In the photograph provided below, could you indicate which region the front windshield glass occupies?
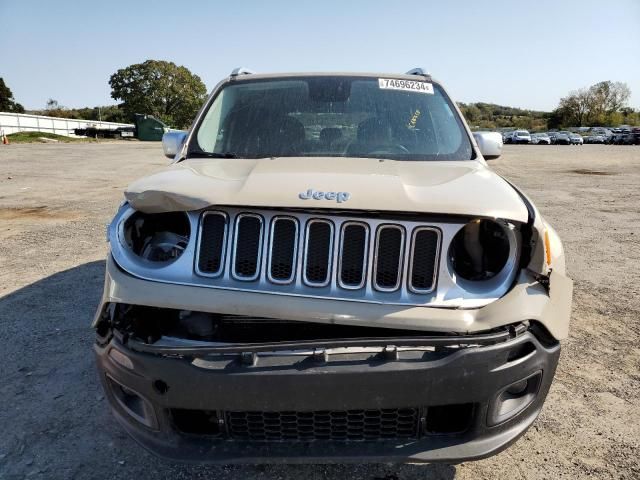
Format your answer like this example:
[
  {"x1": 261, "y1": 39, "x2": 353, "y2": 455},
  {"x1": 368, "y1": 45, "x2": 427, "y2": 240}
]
[{"x1": 192, "y1": 76, "x2": 473, "y2": 161}]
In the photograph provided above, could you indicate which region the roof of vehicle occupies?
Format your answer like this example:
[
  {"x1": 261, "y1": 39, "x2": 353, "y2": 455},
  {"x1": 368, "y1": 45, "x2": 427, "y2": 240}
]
[{"x1": 227, "y1": 70, "x2": 436, "y2": 84}]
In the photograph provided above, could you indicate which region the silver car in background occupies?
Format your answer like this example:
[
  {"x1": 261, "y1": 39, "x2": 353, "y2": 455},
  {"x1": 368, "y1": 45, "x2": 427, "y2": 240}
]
[
  {"x1": 531, "y1": 133, "x2": 551, "y2": 145},
  {"x1": 504, "y1": 130, "x2": 531, "y2": 144},
  {"x1": 569, "y1": 133, "x2": 584, "y2": 145}
]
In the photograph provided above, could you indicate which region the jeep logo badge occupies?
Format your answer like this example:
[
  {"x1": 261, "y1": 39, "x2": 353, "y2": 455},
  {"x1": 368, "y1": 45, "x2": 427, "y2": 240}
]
[{"x1": 299, "y1": 189, "x2": 351, "y2": 203}]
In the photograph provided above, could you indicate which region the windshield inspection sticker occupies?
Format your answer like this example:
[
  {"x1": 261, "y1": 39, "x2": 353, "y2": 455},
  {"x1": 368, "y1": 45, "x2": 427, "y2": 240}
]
[{"x1": 378, "y1": 78, "x2": 434, "y2": 94}]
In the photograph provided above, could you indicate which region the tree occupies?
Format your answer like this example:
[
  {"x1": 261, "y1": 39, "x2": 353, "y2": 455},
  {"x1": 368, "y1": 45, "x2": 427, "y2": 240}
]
[
  {"x1": 46, "y1": 98, "x2": 60, "y2": 110},
  {"x1": 109, "y1": 60, "x2": 207, "y2": 128},
  {"x1": 588, "y1": 81, "x2": 630, "y2": 124},
  {"x1": 553, "y1": 80, "x2": 632, "y2": 127},
  {"x1": 0, "y1": 78, "x2": 25, "y2": 113}
]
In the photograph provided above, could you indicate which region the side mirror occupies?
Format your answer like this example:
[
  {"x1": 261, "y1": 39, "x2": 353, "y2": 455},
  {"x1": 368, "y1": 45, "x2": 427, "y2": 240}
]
[
  {"x1": 162, "y1": 131, "x2": 187, "y2": 160},
  {"x1": 473, "y1": 131, "x2": 503, "y2": 160}
]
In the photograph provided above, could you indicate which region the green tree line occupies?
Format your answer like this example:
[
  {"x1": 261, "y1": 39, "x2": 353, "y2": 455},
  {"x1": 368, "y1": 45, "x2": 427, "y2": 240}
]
[{"x1": 457, "y1": 102, "x2": 550, "y2": 131}]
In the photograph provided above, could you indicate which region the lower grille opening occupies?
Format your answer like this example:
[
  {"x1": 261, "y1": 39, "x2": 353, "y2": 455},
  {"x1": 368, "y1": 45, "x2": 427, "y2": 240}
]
[
  {"x1": 169, "y1": 405, "x2": 477, "y2": 441},
  {"x1": 227, "y1": 408, "x2": 419, "y2": 442},
  {"x1": 171, "y1": 409, "x2": 222, "y2": 436},
  {"x1": 425, "y1": 404, "x2": 474, "y2": 434}
]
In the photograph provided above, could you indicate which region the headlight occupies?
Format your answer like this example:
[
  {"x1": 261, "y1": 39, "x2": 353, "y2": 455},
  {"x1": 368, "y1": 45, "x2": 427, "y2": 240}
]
[
  {"x1": 448, "y1": 219, "x2": 515, "y2": 283},
  {"x1": 122, "y1": 211, "x2": 190, "y2": 263}
]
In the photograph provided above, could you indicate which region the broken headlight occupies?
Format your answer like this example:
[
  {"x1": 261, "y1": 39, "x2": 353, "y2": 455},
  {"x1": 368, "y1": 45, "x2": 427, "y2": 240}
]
[
  {"x1": 448, "y1": 219, "x2": 518, "y2": 285},
  {"x1": 122, "y1": 211, "x2": 190, "y2": 263}
]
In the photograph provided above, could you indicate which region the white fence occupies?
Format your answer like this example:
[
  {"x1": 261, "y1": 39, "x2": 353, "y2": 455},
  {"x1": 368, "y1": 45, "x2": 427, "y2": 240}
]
[{"x1": 0, "y1": 112, "x2": 133, "y2": 137}]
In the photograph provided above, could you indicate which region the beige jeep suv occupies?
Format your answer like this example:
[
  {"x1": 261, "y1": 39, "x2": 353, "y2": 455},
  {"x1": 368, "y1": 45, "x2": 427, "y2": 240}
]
[{"x1": 93, "y1": 68, "x2": 573, "y2": 463}]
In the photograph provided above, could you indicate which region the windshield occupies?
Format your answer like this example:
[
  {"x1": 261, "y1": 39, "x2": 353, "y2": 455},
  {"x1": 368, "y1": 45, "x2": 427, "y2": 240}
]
[
  {"x1": 191, "y1": 76, "x2": 473, "y2": 161},
  {"x1": 516, "y1": 131, "x2": 529, "y2": 136}
]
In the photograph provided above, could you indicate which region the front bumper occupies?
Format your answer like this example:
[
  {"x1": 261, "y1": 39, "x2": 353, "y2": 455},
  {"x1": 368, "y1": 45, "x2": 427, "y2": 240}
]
[
  {"x1": 95, "y1": 327, "x2": 560, "y2": 464},
  {"x1": 95, "y1": 255, "x2": 572, "y2": 340}
]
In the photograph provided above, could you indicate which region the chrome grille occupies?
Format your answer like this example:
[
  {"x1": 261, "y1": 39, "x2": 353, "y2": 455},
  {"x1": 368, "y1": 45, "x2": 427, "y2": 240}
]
[{"x1": 195, "y1": 208, "x2": 441, "y2": 302}]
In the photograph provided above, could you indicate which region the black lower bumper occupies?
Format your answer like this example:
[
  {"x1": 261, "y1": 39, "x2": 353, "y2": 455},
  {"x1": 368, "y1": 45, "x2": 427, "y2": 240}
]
[{"x1": 95, "y1": 328, "x2": 560, "y2": 464}]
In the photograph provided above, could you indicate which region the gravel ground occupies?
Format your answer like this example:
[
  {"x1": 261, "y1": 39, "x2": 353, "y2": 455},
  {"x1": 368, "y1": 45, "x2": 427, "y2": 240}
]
[{"x1": 0, "y1": 143, "x2": 638, "y2": 480}]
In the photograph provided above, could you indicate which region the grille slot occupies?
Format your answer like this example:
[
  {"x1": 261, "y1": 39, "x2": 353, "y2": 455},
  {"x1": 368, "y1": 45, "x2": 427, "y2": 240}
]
[
  {"x1": 226, "y1": 408, "x2": 420, "y2": 442},
  {"x1": 338, "y1": 222, "x2": 368, "y2": 289},
  {"x1": 268, "y1": 217, "x2": 298, "y2": 284},
  {"x1": 197, "y1": 212, "x2": 228, "y2": 276},
  {"x1": 374, "y1": 226, "x2": 405, "y2": 291},
  {"x1": 303, "y1": 220, "x2": 333, "y2": 287},
  {"x1": 408, "y1": 228, "x2": 440, "y2": 293},
  {"x1": 232, "y1": 214, "x2": 263, "y2": 281}
]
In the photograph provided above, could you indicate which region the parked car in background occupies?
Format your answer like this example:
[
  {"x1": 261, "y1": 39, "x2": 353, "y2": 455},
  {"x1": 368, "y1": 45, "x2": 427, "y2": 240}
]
[
  {"x1": 584, "y1": 135, "x2": 605, "y2": 144},
  {"x1": 511, "y1": 130, "x2": 531, "y2": 144},
  {"x1": 620, "y1": 129, "x2": 637, "y2": 145},
  {"x1": 549, "y1": 132, "x2": 570, "y2": 145},
  {"x1": 590, "y1": 127, "x2": 612, "y2": 141},
  {"x1": 611, "y1": 129, "x2": 629, "y2": 145},
  {"x1": 530, "y1": 133, "x2": 551, "y2": 145},
  {"x1": 569, "y1": 133, "x2": 583, "y2": 145}
]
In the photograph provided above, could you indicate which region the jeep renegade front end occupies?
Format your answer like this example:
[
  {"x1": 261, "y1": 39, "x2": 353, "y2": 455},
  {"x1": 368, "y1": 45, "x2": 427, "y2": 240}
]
[{"x1": 93, "y1": 68, "x2": 573, "y2": 463}]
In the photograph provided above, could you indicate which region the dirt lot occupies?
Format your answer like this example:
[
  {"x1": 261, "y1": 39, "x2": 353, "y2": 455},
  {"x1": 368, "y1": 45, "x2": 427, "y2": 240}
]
[{"x1": 0, "y1": 143, "x2": 639, "y2": 479}]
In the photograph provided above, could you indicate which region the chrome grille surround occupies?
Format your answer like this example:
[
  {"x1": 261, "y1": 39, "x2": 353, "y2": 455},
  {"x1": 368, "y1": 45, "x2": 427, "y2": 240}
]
[
  {"x1": 267, "y1": 216, "x2": 299, "y2": 285},
  {"x1": 337, "y1": 221, "x2": 369, "y2": 290},
  {"x1": 231, "y1": 213, "x2": 264, "y2": 281},
  {"x1": 372, "y1": 225, "x2": 406, "y2": 293},
  {"x1": 407, "y1": 227, "x2": 441, "y2": 294},
  {"x1": 194, "y1": 211, "x2": 229, "y2": 278},
  {"x1": 302, "y1": 219, "x2": 334, "y2": 288},
  {"x1": 110, "y1": 205, "x2": 521, "y2": 308}
]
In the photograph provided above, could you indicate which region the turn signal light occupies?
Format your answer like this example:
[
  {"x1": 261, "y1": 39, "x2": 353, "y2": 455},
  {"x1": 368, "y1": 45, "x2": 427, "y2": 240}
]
[{"x1": 544, "y1": 229, "x2": 552, "y2": 267}]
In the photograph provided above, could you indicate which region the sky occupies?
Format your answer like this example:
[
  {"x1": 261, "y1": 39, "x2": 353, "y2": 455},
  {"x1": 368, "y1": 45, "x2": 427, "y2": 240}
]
[{"x1": 1, "y1": 0, "x2": 639, "y2": 111}]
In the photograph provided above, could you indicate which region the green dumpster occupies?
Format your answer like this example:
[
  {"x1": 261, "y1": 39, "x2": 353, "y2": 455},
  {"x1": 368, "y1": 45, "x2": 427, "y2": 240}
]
[{"x1": 135, "y1": 114, "x2": 168, "y2": 141}]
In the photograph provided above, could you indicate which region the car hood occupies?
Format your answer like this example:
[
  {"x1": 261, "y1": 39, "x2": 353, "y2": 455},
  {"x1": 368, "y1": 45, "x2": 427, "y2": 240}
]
[{"x1": 125, "y1": 157, "x2": 528, "y2": 222}]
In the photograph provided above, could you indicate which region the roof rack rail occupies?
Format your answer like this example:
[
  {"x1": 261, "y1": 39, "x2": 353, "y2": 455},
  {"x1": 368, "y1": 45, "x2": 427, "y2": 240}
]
[
  {"x1": 230, "y1": 67, "x2": 256, "y2": 77},
  {"x1": 405, "y1": 67, "x2": 431, "y2": 78}
]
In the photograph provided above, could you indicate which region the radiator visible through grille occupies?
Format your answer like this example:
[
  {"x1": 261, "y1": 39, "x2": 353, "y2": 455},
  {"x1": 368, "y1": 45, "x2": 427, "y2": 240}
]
[
  {"x1": 226, "y1": 408, "x2": 420, "y2": 441},
  {"x1": 195, "y1": 209, "x2": 441, "y2": 301}
]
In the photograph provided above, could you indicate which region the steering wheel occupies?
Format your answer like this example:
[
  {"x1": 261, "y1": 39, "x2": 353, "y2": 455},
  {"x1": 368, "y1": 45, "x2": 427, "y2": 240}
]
[{"x1": 366, "y1": 144, "x2": 410, "y2": 155}]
